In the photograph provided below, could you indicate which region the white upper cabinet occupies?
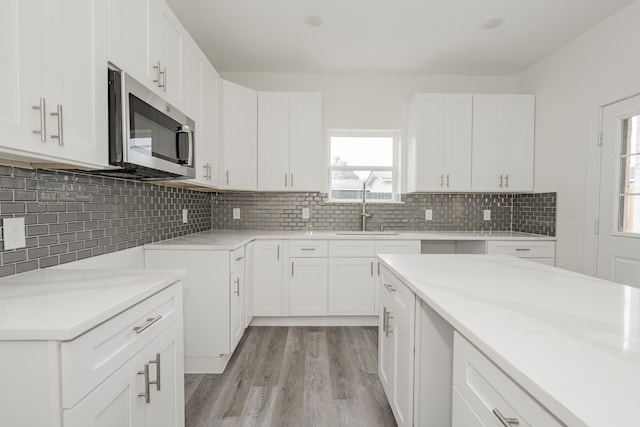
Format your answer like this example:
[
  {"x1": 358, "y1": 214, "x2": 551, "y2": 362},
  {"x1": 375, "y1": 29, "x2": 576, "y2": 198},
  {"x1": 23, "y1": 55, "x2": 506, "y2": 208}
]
[
  {"x1": 108, "y1": 0, "x2": 184, "y2": 109},
  {"x1": 472, "y1": 94, "x2": 535, "y2": 192},
  {"x1": 407, "y1": 94, "x2": 472, "y2": 192},
  {"x1": 258, "y1": 92, "x2": 322, "y2": 191},
  {"x1": 0, "y1": 0, "x2": 108, "y2": 168},
  {"x1": 182, "y1": 35, "x2": 220, "y2": 188},
  {"x1": 221, "y1": 80, "x2": 257, "y2": 190}
]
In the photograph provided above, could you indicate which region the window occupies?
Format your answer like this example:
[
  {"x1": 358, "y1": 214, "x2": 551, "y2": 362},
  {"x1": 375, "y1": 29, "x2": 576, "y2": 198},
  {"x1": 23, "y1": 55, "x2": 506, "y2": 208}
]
[
  {"x1": 328, "y1": 130, "x2": 399, "y2": 202},
  {"x1": 618, "y1": 115, "x2": 640, "y2": 233}
]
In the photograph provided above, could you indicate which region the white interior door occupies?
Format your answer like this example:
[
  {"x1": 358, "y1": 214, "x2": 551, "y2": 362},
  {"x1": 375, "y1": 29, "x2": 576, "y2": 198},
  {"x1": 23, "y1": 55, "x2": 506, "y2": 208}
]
[{"x1": 597, "y1": 95, "x2": 640, "y2": 286}]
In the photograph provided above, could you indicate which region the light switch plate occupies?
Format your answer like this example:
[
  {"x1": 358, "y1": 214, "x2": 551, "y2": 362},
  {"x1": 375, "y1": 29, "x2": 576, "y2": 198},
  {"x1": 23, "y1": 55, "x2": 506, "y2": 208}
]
[
  {"x1": 425, "y1": 209, "x2": 433, "y2": 221},
  {"x1": 3, "y1": 217, "x2": 26, "y2": 250},
  {"x1": 302, "y1": 208, "x2": 310, "y2": 219},
  {"x1": 483, "y1": 209, "x2": 491, "y2": 221},
  {"x1": 233, "y1": 208, "x2": 241, "y2": 219}
]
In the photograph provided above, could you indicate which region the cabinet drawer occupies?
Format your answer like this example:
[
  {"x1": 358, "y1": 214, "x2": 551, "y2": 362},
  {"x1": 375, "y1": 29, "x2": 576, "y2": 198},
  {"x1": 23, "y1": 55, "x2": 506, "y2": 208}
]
[
  {"x1": 329, "y1": 240, "x2": 375, "y2": 257},
  {"x1": 61, "y1": 283, "x2": 182, "y2": 409},
  {"x1": 380, "y1": 266, "x2": 415, "y2": 326},
  {"x1": 375, "y1": 240, "x2": 421, "y2": 254},
  {"x1": 453, "y1": 333, "x2": 562, "y2": 427},
  {"x1": 486, "y1": 241, "x2": 555, "y2": 258},
  {"x1": 289, "y1": 240, "x2": 328, "y2": 257},
  {"x1": 230, "y1": 246, "x2": 246, "y2": 272}
]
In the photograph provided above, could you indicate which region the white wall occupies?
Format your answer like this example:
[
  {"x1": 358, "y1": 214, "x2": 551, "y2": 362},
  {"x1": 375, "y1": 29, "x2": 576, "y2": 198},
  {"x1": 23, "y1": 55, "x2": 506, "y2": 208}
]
[
  {"x1": 221, "y1": 72, "x2": 516, "y2": 192},
  {"x1": 516, "y1": 0, "x2": 640, "y2": 274}
]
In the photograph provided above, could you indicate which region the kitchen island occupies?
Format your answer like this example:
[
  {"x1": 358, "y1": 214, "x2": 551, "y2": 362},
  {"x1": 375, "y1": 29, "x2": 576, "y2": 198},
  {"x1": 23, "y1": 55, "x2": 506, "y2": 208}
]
[{"x1": 378, "y1": 254, "x2": 640, "y2": 427}]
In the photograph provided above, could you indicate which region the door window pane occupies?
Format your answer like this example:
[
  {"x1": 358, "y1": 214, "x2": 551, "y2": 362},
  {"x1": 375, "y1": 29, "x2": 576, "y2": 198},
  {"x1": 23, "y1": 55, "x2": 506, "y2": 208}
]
[{"x1": 618, "y1": 115, "x2": 640, "y2": 233}]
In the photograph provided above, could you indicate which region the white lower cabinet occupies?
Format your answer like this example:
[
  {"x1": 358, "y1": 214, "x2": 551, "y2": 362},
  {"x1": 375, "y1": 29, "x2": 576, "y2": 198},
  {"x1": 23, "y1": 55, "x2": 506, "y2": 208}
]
[
  {"x1": 145, "y1": 247, "x2": 247, "y2": 373},
  {"x1": 290, "y1": 257, "x2": 328, "y2": 316},
  {"x1": 328, "y1": 257, "x2": 375, "y2": 315},
  {"x1": 452, "y1": 386, "x2": 484, "y2": 426},
  {"x1": 379, "y1": 266, "x2": 415, "y2": 427},
  {"x1": 374, "y1": 240, "x2": 421, "y2": 315},
  {"x1": 253, "y1": 240, "x2": 287, "y2": 316},
  {"x1": 487, "y1": 240, "x2": 556, "y2": 266},
  {"x1": 452, "y1": 332, "x2": 562, "y2": 427}
]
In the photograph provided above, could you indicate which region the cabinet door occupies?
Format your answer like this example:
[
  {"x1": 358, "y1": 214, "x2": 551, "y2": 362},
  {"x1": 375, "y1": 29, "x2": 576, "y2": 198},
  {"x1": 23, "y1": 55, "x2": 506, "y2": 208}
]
[
  {"x1": 378, "y1": 287, "x2": 395, "y2": 399},
  {"x1": 472, "y1": 95, "x2": 534, "y2": 192},
  {"x1": 63, "y1": 352, "x2": 146, "y2": 427},
  {"x1": 290, "y1": 258, "x2": 328, "y2": 316},
  {"x1": 201, "y1": 63, "x2": 221, "y2": 188},
  {"x1": 393, "y1": 311, "x2": 415, "y2": 427},
  {"x1": 328, "y1": 257, "x2": 375, "y2": 315},
  {"x1": 258, "y1": 92, "x2": 290, "y2": 190},
  {"x1": 244, "y1": 242, "x2": 255, "y2": 325},
  {"x1": 149, "y1": 0, "x2": 183, "y2": 108},
  {"x1": 57, "y1": 0, "x2": 108, "y2": 168},
  {"x1": 452, "y1": 386, "x2": 485, "y2": 427},
  {"x1": 253, "y1": 240, "x2": 285, "y2": 316},
  {"x1": 444, "y1": 95, "x2": 473, "y2": 191},
  {"x1": 230, "y1": 267, "x2": 245, "y2": 352},
  {"x1": 221, "y1": 80, "x2": 257, "y2": 190},
  {"x1": 289, "y1": 92, "x2": 322, "y2": 191},
  {"x1": 143, "y1": 321, "x2": 185, "y2": 427},
  {"x1": 107, "y1": 0, "x2": 151, "y2": 86}
]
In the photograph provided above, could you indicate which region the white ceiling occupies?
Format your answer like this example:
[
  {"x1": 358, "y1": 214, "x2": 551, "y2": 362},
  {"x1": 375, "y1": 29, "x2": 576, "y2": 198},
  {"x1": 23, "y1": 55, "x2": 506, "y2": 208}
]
[{"x1": 166, "y1": 0, "x2": 635, "y2": 76}]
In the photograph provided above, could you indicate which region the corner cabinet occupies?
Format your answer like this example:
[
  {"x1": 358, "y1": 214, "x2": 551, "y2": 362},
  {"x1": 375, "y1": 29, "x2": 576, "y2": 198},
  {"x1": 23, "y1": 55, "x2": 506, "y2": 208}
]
[
  {"x1": 472, "y1": 94, "x2": 535, "y2": 192},
  {"x1": 0, "y1": 0, "x2": 108, "y2": 168},
  {"x1": 145, "y1": 246, "x2": 249, "y2": 373},
  {"x1": 221, "y1": 80, "x2": 258, "y2": 190},
  {"x1": 258, "y1": 92, "x2": 322, "y2": 191},
  {"x1": 407, "y1": 94, "x2": 472, "y2": 192}
]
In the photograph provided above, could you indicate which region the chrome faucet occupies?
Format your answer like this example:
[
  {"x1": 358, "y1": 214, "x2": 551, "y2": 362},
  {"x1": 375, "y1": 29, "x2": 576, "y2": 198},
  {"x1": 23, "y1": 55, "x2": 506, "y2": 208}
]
[{"x1": 361, "y1": 181, "x2": 371, "y2": 231}]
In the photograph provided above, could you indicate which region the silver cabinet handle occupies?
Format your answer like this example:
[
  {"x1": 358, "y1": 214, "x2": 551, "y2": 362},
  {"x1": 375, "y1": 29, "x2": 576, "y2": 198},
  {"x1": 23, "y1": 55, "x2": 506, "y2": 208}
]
[
  {"x1": 371, "y1": 261, "x2": 374, "y2": 276},
  {"x1": 148, "y1": 353, "x2": 161, "y2": 391},
  {"x1": 291, "y1": 174, "x2": 294, "y2": 187},
  {"x1": 235, "y1": 255, "x2": 244, "y2": 261},
  {"x1": 285, "y1": 173, "x2": 288, "y2": 187},
  {"x1": 446, "y1": 174, "x2": 450, "y2": 188},
  {"x1": 499, "y1": 174, "x2": 504, "y2": 188},
  {"x1": 162, "y1": 66, "x2": 167, "y2": 92},
  {"x1": 138, "y1": 363, "x2": 151, "y2": 403},
  {"x1": 505, "y1": 174, "x2": 509, "y2": 188},
  {"x1": 153, "y1": 61, "x2": 162, "y2": 87},
  {"x1": 515, "y1": 248, "x2": 531, "y2": 251},
  {"x1": 277, "y1": 244, "x2": 280, "y2": 260},
  {"x1": 492, "y1": 408, "x2": 519, "y2": 426},
  {"x1": 440, "y1": 174, "x2": 444, "y2": 187},
  {"x1": 301, "y1": 248, "x2": 316, "y2": 251},
  {"x1": 32, "y1": 97, "x2": 46, "y2": 142},
  {"x1": 50, "y1": 104, "x2": 63, "y2": 146},
  {"x1": 382, "y1": 307, "x2": 388, "y2": 334},
  {"x1": 225, "y1": 170, "x2": 229, "y2": 185},
  {"x1": 291, "y1": 261, "x2": 294, "y2": 276},
  {"x1": 377, "y1": 261, "x2": 380, "y2": 276},
  {"x1": 133, "y1": 314, "x2": 163, "y2": 334},
  {"x1": 233, "y1": 278, "x2": 240, "y2": 296},
  {"x1": 383, "y1": 283, "x2": 396, "y2": 292}
]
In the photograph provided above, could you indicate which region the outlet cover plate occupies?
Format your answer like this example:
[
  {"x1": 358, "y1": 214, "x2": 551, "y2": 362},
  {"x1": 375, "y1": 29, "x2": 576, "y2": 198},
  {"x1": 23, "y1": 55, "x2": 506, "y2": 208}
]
[
  {"x1": 4, "y1": 217, "x2": 26, "y2": 250},
  {"x1": 302, "y1": 208, "x2": 310, "y2": 219},
  {"x1": 233, "y1": 208, "x2": 241, "y2": 219},
  {"x1": 483, "y1": 209, "x2": 491, "y2": 221},
  {"x1": 425, "y1": 209, "x2": 433, "y2": 221}
]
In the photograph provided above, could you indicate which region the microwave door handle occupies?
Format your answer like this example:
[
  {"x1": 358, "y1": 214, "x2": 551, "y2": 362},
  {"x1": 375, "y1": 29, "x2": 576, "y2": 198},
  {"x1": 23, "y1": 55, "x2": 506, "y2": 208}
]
[{"x1": 176, "y1": 126, "x2": 191, "y2": 165}]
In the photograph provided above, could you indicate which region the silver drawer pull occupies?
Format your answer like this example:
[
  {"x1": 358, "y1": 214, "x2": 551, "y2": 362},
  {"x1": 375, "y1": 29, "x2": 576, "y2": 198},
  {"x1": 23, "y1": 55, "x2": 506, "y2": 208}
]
[
  {"x1": 515, "y1": 248, "x2": 531, "y2": 251},
  {"x1": 235, "y1": 255, "x2": 245, "y2": 261},
  {"x1": 384, "y1": 283, "x2": 396, "y2": 292},
  {"x1": 133, "y1": 315, "x2": 162, "y2": 334},
  {"x1": 492, "y1": 408, "x2": 519, "y2": 426},
  {"x1": 300, "y1": 248, "x2": 316, "y2": 251},
  {"x1": 138, "y1": 363, "x2": 151, "y2": 403},
  {"x1": 149, "y1": 353, "x2": 161, "y2": 391}
]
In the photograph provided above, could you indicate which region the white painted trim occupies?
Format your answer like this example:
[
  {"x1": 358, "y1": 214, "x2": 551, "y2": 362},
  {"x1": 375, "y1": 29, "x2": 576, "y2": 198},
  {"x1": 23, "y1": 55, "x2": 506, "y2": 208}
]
[
  {"x1": 184, "y1": 354, "x2": 231, "y2": 374},
  {"x1": 249, "y1": 316, "x2": 378, "y2": 327}
]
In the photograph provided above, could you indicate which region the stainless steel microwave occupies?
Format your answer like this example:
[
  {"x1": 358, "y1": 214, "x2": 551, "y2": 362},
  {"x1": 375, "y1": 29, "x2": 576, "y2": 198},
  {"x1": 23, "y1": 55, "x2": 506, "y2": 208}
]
[{"x1": 103, "y1": 67, "x2": 195, "y2": 180}]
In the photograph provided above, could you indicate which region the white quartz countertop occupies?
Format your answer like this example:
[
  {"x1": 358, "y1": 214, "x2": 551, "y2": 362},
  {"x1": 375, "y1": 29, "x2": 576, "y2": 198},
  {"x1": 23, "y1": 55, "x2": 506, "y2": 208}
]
[
  {"x1": 0, "y1": 268, "x2": 185, "y2": 341},
  {"x1": 378, "y1": 254, "x2": 640, "y2": 427},
  {"x1": 143, "y1": 229, "x2": 554, "y2": 250}
]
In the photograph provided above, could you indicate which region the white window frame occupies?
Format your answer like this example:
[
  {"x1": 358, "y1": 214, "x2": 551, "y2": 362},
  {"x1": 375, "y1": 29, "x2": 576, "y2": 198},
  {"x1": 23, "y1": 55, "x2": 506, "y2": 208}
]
[{"x1": 327, "y1": 129, "x2": 401, "y2": 203}]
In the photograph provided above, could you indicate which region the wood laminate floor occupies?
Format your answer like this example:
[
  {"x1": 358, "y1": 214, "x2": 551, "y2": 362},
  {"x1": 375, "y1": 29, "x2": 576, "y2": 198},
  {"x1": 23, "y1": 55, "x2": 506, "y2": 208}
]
[{"x1": 185, "y1": 326, "x2": 397, "y2": 427}]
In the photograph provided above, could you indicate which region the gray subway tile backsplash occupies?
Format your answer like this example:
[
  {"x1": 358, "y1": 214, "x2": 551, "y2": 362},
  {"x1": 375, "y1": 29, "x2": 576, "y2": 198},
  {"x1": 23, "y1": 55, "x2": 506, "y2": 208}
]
[{"x1": 0, "y1": 165, "x2": 556, "y2": 279}]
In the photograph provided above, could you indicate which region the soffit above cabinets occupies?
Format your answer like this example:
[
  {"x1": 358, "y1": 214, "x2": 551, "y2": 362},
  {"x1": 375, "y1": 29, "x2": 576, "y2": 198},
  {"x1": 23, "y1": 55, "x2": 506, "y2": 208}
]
[{"x1": 165, "y1": 0, "x2": 633, "y2": 75}]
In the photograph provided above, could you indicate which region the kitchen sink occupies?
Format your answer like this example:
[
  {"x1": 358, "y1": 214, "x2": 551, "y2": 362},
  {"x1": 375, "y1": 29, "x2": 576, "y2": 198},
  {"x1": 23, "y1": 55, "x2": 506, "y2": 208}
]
[{"x1": 336, "y1": 231, "x2": 399, "y2": 235}]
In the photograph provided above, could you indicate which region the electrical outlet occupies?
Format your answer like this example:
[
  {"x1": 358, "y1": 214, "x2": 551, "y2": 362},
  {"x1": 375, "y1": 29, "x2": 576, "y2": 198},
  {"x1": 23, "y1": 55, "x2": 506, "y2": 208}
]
[
  {"x1": 182, "y1": 209, "x2": 188, "y2": 224},
  {"x1": 483, "y1": 209, "x2": 491, "y2": 221},
  {"x1": 3, "y1": 217, "x2": 26, "y2": 250},
  {"x1": 233, "y1": 208, "x2": 241, "y2": 219},
  {"x1": 302, "y1": 208, "x2": 310, "y2": 219},
  {"x1": 425, "y1": 209, "x2": 433, "y2": 221}
]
